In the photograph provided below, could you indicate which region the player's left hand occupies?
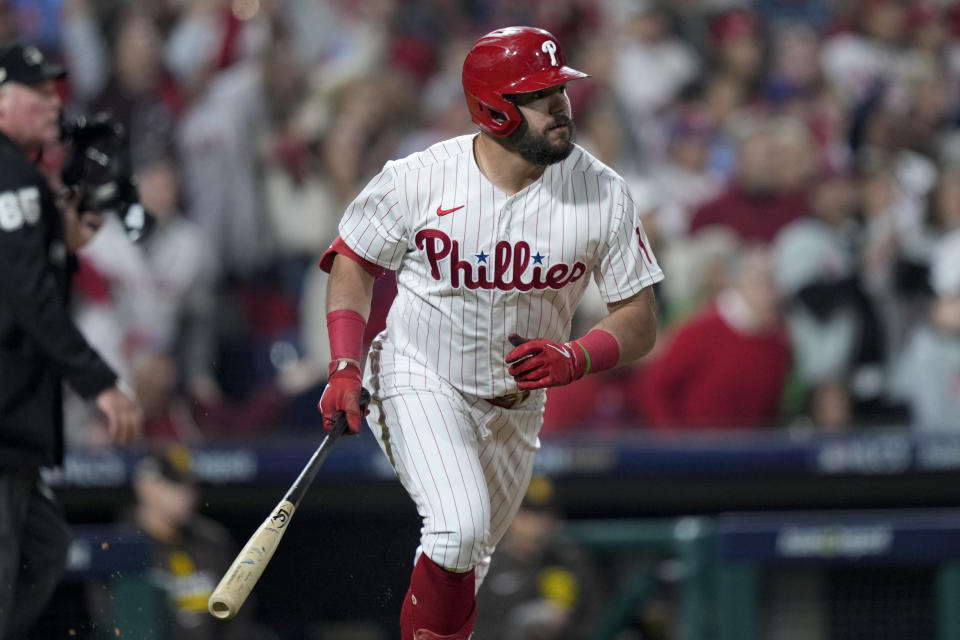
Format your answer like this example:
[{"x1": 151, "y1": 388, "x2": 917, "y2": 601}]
[{"x1": 505, "y1": 333, "x2": 587, "y2": 390}]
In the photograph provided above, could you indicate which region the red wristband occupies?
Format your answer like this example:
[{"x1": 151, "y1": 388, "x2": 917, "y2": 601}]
[
  {"x1": 327, "y1": 309, "x2": 367, "y2": 363},
  {"x1": 572, "y1": 329, "x2": 620, "y2": 375}
]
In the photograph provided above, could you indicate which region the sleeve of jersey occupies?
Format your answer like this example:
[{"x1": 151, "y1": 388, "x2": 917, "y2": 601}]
[
  {"x1": 318, "y1": 236, "x2": 387, "y2": 277},
  {"x1": 594, "y1": 182, "x2": 665, "y2": 304},
  {"x1": 324, "y1": 164, "x2": 407, "y2": 273},
  {"x1": 0, "y1": 182, "x2": 117, "y2": 398}
]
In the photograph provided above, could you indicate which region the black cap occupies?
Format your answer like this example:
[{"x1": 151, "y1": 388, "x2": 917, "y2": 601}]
[
  {"x1": 0, "y1": 42, "x2": 66, "y2": 87},
  {"x1": 135, "y1": 445, "x2": 199, "y2": 485}
]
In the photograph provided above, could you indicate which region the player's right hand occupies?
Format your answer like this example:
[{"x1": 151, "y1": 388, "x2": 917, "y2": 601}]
[
  {"x1": 318, "y1": 360, "x2": 368, "y2": 434},
  {"x1": 95, "y1": 385, "x2": 144, "y2": 445}
]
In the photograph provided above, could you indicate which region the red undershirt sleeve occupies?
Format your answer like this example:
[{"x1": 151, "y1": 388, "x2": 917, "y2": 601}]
[{"x1": 319, "y1": 236, "x2": 387, "y2": 278}]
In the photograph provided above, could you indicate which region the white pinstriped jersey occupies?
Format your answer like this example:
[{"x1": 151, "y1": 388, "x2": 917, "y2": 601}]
[{"x1": 337, "y1": 134, "x2": 664, "y2": 398}]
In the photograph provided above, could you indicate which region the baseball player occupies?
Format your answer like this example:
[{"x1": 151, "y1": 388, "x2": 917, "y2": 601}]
[{"x1": 319, "y1": 26, "x2": 663, "y2": 639}]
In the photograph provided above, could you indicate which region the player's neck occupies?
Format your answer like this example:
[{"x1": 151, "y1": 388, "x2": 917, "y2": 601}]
[{"x1": 474, "y1": 133, "x2": 545, "y2": 196}]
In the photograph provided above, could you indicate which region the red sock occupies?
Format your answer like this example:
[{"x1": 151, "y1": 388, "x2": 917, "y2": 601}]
[{"x1": 400, "y1": 555, "x2": 476, "y2": 639}]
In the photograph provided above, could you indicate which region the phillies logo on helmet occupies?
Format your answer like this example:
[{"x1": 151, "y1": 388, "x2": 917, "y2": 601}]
[
  {"x1": 415, "y1": 229, "x2": 587, "y2": 291},
  {"x1": 462, "y1": 26, "x2": 589, "y2": 137},
  {"x1": 541, "y1": 40, "x2": 558, "y2": 66}
]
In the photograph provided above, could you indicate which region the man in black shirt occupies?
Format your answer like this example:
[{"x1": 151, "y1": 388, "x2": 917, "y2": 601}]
[{"x1": 0, "y1": 41, "x2": 143, "y2": 639}]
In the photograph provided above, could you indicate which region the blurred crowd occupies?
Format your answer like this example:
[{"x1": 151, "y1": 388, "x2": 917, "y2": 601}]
[{"x1": 8, "y1": 0, "x2": 960, "y2": 443}]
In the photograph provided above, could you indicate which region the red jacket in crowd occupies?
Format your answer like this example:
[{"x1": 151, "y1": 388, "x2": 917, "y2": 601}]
[
  {"x1": 638, "y1": 305, "x2": 791, "y2": 429},
  {"x1": 690, "y1": 185, "x2": 807, "y2": 244}
]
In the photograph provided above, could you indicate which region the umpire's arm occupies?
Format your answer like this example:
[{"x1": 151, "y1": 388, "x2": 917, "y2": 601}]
[
  {"x1": 0, "y1": 192, "x2": 142, "y2": 443},
  {"x1": 0, "y1": 201, "x2": 116, "y2": 396}
]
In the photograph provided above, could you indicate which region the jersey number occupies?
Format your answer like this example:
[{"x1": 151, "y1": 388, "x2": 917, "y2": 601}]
[{"x1": 0, "y1": 187, "x2": 40, "y2": 232}]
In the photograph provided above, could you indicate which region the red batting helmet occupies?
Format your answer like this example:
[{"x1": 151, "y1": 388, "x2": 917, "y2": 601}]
[{"x1": 462, "y1": 26, "x2": 589, "y2": 137}]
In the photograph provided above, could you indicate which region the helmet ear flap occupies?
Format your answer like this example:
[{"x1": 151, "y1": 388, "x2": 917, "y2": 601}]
[
  {"x1": 486, "y1": 105, "x2": 507, "y2": 125},
  {"x1": 485, "y1": 101, "x2": 522, "y2": 136},
  {"x1": 465, "y1": 89, "x2": 523, "y2": 137},
  {"x1": 489, "y1": 99, "x2": 526, "y2": 132}
]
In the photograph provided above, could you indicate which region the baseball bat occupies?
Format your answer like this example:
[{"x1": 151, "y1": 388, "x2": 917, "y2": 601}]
[{"x1": 207, "y1": 388, "x2": 370, "y2": 620}]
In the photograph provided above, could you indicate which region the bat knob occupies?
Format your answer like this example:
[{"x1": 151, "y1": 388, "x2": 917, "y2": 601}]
[
  {"x1": 359, "y1": 386, "x2": 371, "y2": 411},
  {"x1": 508, "y1": 333, "x2": 528, "y2": 347}
]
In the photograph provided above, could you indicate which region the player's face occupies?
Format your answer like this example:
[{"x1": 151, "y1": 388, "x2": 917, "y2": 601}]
[{"x1": 508, "y1": 84, "x2": 575, "y2": 166}]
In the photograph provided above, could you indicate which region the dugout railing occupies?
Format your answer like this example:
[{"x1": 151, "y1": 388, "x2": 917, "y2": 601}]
[{"x1": 563, "y1": 509, "x2": 960, "y2": 640}]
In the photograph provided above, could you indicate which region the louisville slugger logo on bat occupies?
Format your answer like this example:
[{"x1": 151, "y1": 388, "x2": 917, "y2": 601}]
[{"x1": 270, "y1": 507, "x2": 291, "y2": 528}]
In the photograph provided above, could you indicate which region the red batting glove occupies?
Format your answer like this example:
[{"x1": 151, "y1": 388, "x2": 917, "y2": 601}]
[
  {"x1": 505, "y1": 333, "x2": 588, "y2": 390},
  {"x1": 318, "y1": 361, "x2": 368, "y2": 434}
]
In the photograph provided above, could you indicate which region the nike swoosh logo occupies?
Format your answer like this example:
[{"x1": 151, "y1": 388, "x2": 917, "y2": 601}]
[
  {"x1": 436, "y1": 205, "x2": 465, "y2": 216},
  {"x1": 546, "y1": 344, "x2": 571, "y2": 358}
]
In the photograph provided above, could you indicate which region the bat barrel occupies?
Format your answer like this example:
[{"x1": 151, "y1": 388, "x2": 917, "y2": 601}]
[{"x1": 207, "y1": 499, "x2": 297, "y2": 620}]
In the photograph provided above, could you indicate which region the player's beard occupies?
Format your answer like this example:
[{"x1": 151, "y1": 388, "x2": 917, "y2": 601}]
[{"x1": 508, "y1": 116, "x2": 576, "y2": 166}]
